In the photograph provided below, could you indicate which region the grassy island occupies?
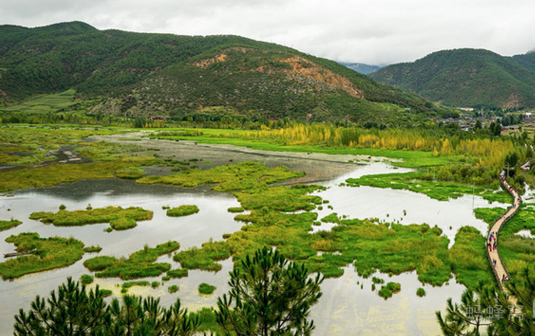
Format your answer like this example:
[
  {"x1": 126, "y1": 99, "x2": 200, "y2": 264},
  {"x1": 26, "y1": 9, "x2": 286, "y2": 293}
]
[
  {"x1": 83, "y1": 241, "x2": 180, "y2": 280},
  {"x1": 166, "y1": 205, "x2": 199, "y2": 217},
  {"x1": 0, "y1": 219, "x2": 22, "y2": 231},
  {"x1": 30, "y1": 206, "x2": 153, "y2": 231},
  {"x1": 0, "y1": 232, "x2": 86, "y2": 279}
]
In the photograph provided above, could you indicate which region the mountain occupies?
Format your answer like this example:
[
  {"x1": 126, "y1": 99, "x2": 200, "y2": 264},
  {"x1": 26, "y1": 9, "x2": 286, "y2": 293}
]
[
  {"x1": 369, "y1": 48, "x2": 535, "y2": 109},
  {"x1": 510, "y1": 50, "x2": 535, "y2": 75},
  {"x1": 0, "y1": 21, "x2": 448, "y2": 125},
  {"x1": 340, "y1": 62, "x2": 382, "y2": 75}
]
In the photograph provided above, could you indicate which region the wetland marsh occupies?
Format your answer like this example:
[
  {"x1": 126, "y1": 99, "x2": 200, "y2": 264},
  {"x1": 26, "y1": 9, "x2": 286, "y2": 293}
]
[{"x1": 0, "y1": 133, "x2": 522, "y2": 335}]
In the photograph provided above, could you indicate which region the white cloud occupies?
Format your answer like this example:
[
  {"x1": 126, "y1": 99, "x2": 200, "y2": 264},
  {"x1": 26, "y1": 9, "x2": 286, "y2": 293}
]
[{"x1": 1, "y1": 0, "x2": 534, "y2": 65}]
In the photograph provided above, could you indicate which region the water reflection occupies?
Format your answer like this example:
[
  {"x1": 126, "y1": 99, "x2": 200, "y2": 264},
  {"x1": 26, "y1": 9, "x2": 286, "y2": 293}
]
[{"x1": 311, "y1": 266, "x2": 466, "y2": 336}]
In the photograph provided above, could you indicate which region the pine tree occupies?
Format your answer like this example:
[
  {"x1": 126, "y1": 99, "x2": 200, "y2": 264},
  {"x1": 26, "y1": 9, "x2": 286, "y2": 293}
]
[
  {"x1": 215, "y1": 246, "x2": 323, "y2": 336},
  {"x1": 13, "y1": 277, "x2": 199, "y2": 336}
]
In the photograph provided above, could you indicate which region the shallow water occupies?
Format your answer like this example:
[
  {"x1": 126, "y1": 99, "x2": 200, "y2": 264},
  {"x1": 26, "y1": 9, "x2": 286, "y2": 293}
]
[
  {"x1": 311, "y1": 162, "x2": 508, "y2": 248},
  {"x1": 515, "y1": 229, "x2": 535, "y2": 239},
  {"x1": 0, "y1": 160, "x2": 507, "y2": 335}
]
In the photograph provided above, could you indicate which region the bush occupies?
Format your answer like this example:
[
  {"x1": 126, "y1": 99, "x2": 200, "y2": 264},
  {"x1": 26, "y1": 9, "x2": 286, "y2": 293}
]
[
  {"x1": 416, "y1": 287, "x2": 426, "y2": 297},
  {"x1": 198, "y1": 282, "x2": 216, "y2": 295},
  {"x1": 168, "y1": 285, "x2": 179, "y2": 293},
  {"x1": 80, "y1": 274, "x2": 94, "y2": 285}
]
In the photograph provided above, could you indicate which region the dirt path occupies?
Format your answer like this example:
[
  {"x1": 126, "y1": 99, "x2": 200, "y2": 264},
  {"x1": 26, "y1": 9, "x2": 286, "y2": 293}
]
[{"x1": 487, "y1": 172, "x2": 521, "y2": 310}]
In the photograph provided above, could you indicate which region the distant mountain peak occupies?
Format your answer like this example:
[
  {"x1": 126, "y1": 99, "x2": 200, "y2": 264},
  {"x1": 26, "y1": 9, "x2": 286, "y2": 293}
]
[{"x1": 340, "y1": 62, "x2": 382, "y2": 75}]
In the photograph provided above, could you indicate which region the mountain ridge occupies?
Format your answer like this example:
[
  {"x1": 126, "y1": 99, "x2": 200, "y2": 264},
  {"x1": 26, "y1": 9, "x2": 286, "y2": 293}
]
[
  {"x1": 0, "y1": 21, "x2": 449, "y2": 125},
  {"x1": 369, "y1": 48, "x2": 535, "y2": 109}
]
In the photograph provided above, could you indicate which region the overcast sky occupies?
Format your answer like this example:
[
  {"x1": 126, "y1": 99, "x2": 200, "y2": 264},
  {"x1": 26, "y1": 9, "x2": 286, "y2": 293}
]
[{"x1": 1, "y1": 0, "x2": 534, "y2": 65}]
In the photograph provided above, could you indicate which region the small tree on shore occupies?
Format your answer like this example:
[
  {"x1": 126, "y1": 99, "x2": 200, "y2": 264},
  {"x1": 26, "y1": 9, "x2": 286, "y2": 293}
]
[{"x1": 215, "y1": 246, "x2": 323, "y2": 336}]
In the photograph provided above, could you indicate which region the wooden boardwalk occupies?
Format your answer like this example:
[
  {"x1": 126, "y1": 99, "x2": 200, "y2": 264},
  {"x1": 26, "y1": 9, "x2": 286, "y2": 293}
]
[{"x1": 486, "y1": 172, "x2": 521, "y2": 309}]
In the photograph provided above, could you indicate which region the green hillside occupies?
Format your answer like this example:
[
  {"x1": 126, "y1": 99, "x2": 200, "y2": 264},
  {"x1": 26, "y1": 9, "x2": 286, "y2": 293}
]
[
  {"x1": 511, "y1": 51, "x2": 535, "y2": 75},
  {"x1": 0, "y1": 21, "x2": 449, "y2": 125},
  {"x1": 369, "y1": 48, "x2": 535, "y2": 109}
]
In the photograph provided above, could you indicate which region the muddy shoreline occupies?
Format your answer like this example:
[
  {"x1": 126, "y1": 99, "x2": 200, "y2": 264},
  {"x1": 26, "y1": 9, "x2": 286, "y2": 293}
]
[{"x1": 89, "y1": 132, "x2": 390, "y2": 184}]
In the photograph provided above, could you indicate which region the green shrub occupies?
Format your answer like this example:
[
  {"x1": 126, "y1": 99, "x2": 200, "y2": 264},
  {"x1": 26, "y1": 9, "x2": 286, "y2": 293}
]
[
  {"x1": 168, "y1": 285, "x2": 179, "y2": 293},
  {"x1": 80, "y1": 274, "x2": 94, "y2": 285},
  {"x1": 98, "y1": 289, "x2": 113, "y2": 297},
  {"x1": 386, "y1": 282, "x2": 401, "y2": 292},
  {"x1": 378, "y1": 287, "x2": 392, "y2": 299},
  {"x1": 416, "y1": 287, "x2": 426, "y2": 297},
  {"x1": 372, "y1": 277, "x2": 384, "y2": 284},
  {"x1": 198, "y1": 283, "x2": 216, "y2": 295}
]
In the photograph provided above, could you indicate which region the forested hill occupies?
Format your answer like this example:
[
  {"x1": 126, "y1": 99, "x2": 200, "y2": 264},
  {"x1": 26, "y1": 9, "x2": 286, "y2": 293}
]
[
  {"x1": 0, "y1": 21, "x2": 450, "y2": 125},
  {"x1": 511, "y1": 51, "x2": 535, "y2": 75},
  {"x1": 369, "y1": 48, "x2": 535, "y2": 109}
]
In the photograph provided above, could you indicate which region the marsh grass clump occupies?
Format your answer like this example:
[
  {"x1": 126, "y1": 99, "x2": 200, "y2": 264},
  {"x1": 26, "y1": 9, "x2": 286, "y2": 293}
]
[
  {"x1": 121, "y1": 280, "x2": 150, "y2": 292},
  {"x1": 198, "y1": 282, "x2": 216, "y2": 295},
  {"x1": 98, "y1": 289, "x2": 113, "y2": 297},
  {"x1": 168, "y1": 285, "x2": 179, "y2": 293},
  {"x1": 173, "y1": 241, "x2": 229, "y2": 271},
  {"x1": 0, "y1": 219, "x2": 22, "y2": 232},
  {"x1": 30, "y1": 206, "x2": 152, "y2": 231},
  {"x1": 167, "y1": 268, "x2": 188, "y2": 278},
  {"x1": 151, "y1": 281, "x2": 160, "y2": 288},
  {"x1": 80, "y1": 274, "x2": 94, "y2": 285},
  {"x1": 115, "y1": 166, "x2": 144, "y2": 179},
  {"x1": 372, "y1": 277, "x2": 385, "y2": 284},
  {"x1": 416, "y1": 287, "x2": 426, "y2": 297},
  {"x1": 227, "y1": 207, "x2": 244, "y2": 213},
  {"x1": 166, "y1": 205, "x2": 199, "y2": 217},
  {"x1": 84, "y1": 241, "x2": 180, "y2": 280},
  {"x1": 110, "y1": 217, "x2": 137, "y2": 230},
  {"x1": 0, "y1": 232, "x2": 86, "y2": 279},
  {"x1": 378, "y1": 282, "x2": 401, "y2": 299}
]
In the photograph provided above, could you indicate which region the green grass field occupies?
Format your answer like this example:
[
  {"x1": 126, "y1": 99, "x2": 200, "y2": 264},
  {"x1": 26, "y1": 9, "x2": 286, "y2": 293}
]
[{"x1": 1, "y1": 90, "x2": 77, "y2": 114}]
